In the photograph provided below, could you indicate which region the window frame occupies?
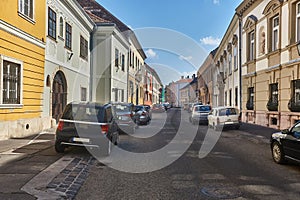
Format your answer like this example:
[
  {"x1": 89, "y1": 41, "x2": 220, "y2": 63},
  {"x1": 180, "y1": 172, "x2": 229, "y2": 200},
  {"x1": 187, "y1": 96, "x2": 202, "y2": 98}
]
[
  {"x1": 80, "y1": 35, "x2": 88, "y2": 60},
  {"x1": 0, "y1": 55, "x2": 23, "y2": 108},
  {"x1": 269, "y1": 83, "x2": 279, "y2": 104},
  {"x1": 292, "y1": 80, "x2": 300, "y2": 103},
  {"x1": 65, "y1": 22, "x2": 72, "y2": 50},
  {"x1": 121, "y1": 54, "x2": 125, "y2": 71},
  {"x1": 272, "y1": 15, "x2": 279, "y2": 51},
  {"x1": 115, "y1": 48, "x2": 119, "y2": 68},
  {"x1": 81, "y1": 87, "x2": 87, "y2": 102},
  {"x1": 249, "y1": 31, "x2": 255, "y2": 61},
  {"x1": 296, "y1": 2, "x2": 300, "y2": 42},
  {"x1": 18, "y1": 0, "x2": 34, "y2": 22},
  {"x1": 59, "y1": 17, "x2": 64, "y2": 38},
  {"x1": 48, "y1": 7, "x2": 57, "y2": 40}
]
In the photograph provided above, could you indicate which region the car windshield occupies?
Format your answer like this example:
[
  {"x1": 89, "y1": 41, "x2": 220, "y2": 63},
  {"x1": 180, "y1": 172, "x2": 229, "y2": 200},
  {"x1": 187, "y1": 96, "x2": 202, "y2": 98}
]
[
  {"x1": 219, "y1": 108, "x2": 237, "y2": 116},
  {"x1": 195, "y1": 106, "x2": 211, "y2": 112},
  {"x1": 134, "y1": 106, "x2": 144, "y2": 111},
  {"x1": 114, "y1": 104, "x2": 131, "y2": 113}
]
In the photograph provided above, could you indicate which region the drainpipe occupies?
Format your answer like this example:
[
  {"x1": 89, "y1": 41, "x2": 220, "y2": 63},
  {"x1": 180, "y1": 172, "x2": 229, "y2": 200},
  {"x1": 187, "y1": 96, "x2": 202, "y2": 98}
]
[
  {"x1": 238, "y1": 13, "x2": 243, "y2": 115},
  {"x1": 89, "y1": 24, "x2": 97, "y2": 102}
]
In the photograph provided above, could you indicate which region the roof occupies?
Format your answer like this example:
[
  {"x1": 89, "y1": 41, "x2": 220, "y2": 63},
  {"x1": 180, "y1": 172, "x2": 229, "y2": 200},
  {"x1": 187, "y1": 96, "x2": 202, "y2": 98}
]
[{"x1": 77, "y1": 0, "x2": 130, "y2": 32}]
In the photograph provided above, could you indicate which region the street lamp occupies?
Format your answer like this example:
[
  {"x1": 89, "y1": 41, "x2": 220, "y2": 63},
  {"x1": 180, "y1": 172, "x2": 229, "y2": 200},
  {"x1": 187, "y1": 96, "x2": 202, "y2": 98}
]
[{"x1": 297, "y1": 41, "x2": 300, "y2": 56}]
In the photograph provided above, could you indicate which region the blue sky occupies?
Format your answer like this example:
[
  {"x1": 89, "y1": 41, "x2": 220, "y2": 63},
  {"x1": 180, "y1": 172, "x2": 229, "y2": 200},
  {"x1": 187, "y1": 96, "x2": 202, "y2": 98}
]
[{"x1": 96, "y1": 0, "x2": 242, "y2": 85}]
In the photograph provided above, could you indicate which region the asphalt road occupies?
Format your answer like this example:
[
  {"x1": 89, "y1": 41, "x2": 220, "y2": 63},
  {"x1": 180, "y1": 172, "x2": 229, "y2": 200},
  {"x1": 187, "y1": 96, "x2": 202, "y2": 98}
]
[{"x1": 75, "y1": 108, "x2": 300, "y2": 200}]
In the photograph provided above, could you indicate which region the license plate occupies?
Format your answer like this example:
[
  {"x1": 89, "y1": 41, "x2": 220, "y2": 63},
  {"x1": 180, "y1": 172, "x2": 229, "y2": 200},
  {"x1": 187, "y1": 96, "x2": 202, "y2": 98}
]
[{"x1": 72, "y1": 137, "x2": 90, "y2": 143}]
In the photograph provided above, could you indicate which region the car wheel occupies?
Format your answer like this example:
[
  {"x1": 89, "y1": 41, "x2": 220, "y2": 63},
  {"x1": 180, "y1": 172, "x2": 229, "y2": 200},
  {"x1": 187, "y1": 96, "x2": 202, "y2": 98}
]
[
  {"x1": 114, "y1": 133, "x2": 119, "y2": 145},
  {"x1": 55, "y1": 140, "x2": 65, "y2": 153},
  {"x1": 272, "y1": 141, "x2": 285, "y2": 164},
  {"x1": 213, "y1": 123, "x2": 217, "y2": 131}
]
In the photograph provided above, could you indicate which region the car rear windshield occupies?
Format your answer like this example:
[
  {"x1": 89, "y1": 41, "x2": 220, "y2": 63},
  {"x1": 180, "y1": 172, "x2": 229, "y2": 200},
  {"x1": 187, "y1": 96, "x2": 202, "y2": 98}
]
[
  {"x1": 195, "y1": 106, "x2": 211, "y2": 112},
  {"x1": 114, "y1": 104, "x2": 131, "y2": 112},
  {"x1": 219, "y1": 108, "x2": 238, "y2": 116},
  {"x1": 62, "y1": 104, "x2": 107, "y2": 123}
]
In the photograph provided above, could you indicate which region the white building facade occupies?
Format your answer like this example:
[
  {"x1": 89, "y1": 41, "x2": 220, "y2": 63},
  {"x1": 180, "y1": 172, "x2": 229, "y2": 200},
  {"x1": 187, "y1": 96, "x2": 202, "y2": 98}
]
[
  {"x1": 44, "y1": 0, "x2": 94, "y2": 124},
  {"x1": 91, "y1": 24, "x2": 129, "y2": 104}
]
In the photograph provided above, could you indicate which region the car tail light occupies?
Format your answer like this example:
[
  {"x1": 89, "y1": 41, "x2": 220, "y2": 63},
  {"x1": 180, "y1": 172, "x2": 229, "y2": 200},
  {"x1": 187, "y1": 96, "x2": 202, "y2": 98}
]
[
  {"x1": 57, "y1": 121, "x2": 64, "y2": 131},
  {"x1": 216, "y1": 117, "x2": 220, "y2": 124},
  {"x1": 101, "y1": 124, "x2": 109, "y2": 134}
]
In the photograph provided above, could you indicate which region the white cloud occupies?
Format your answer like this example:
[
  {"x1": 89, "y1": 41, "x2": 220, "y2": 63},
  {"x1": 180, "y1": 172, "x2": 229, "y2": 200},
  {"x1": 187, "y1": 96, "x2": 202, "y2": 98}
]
[
  {"x1": 200, "y1": 36, "x2": 221, "y2": 46},
  {"x1": 145, "y1": 49, "x2": 158, "y2": 58},
  {"x1": 179, "y1": 55, "x2": 193, "y2": 61},
  {"x1": 213, "y1": 0, "x2": 220, "y2": 5}
]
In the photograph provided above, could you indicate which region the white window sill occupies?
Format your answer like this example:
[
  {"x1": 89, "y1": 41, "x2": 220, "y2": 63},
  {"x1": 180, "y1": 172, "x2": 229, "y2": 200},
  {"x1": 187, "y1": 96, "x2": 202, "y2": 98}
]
[
  {"x1": 0, "y1": 104, "x2": 23, "y2": 109},
  {"x1": 18, "y1": 12, "x2": 35, "y2": 24}
]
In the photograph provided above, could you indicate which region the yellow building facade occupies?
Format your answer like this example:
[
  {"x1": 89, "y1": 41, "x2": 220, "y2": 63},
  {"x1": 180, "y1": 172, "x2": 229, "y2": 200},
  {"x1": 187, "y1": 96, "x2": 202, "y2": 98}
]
[
  {"x1": 0, "y1": 0, "x2": 46, "y2": 138},
  {"x1": 237, "y1": 0, "x2": 300, "y2": 129}
]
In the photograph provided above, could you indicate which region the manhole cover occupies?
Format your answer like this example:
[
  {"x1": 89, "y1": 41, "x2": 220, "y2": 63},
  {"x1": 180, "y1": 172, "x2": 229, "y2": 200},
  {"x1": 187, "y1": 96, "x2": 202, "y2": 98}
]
[{"x1": 201, "y1": 186, "x2": 242, "y2": 199}]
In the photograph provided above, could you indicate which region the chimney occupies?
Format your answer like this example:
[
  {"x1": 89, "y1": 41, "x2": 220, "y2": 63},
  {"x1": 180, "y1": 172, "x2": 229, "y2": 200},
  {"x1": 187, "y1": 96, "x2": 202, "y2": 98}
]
[
  {"x1": 181, "y1": 76, "x2": 184, "y2": 79},
  {"x1": 187, "y1": 75, "x2": 189, "y2": 79},
  {"x1": 192, "y1": 74, "x2": 195, "y2": 79}
]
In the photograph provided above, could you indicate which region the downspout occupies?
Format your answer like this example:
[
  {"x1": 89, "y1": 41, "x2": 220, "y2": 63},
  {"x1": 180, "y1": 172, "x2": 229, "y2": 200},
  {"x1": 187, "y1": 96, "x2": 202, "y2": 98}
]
[
  {"x1": 89, "y1": 24, "x2": 97, "y2": 102},
  {"x1": 238, "y1": 13, "x2": 243, "y2": 114}
]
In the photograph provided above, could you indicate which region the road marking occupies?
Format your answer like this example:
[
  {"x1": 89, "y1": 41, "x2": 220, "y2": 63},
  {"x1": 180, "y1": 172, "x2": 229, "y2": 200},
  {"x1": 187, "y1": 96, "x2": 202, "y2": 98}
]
[{"x1": 27, "y1": 131, "x2": 49, "y2": 145}]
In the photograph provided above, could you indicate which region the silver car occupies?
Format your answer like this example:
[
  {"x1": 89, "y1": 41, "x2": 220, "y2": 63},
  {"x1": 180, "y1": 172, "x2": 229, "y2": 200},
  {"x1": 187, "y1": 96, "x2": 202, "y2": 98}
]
[{"x1": 112, "y1": 103, "x2": 136, "y2": 134}]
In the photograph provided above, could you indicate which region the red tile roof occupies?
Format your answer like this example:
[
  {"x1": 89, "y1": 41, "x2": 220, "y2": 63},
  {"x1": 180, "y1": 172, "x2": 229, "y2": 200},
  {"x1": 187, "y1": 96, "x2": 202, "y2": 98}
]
[{"x1": 76, "y1": 0, "x2": 130, "y2": 32}]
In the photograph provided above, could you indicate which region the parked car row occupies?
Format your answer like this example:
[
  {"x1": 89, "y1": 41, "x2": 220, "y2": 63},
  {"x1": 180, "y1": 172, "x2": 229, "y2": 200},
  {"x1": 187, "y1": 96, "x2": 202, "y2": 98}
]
[
  {"x1": 188, "y1": 103, "x2": 242, "y2": 131},
  {"x1": 54, "y1": 101, "x2": 154, "y2": 154}
]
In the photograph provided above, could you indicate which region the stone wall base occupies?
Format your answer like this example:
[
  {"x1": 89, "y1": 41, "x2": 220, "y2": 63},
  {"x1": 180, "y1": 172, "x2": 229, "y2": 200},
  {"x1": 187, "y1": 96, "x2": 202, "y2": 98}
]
[
  {"x1": 0, "y1": 116, "x2": 52, "y2": 139},
  {"x1": 243, "y1": 110, "x2": 300, "y2": 130}
]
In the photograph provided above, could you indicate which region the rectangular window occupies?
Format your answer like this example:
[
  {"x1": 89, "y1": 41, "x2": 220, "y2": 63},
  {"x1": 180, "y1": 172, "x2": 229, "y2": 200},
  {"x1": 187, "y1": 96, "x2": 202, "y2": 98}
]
[
  {"x1": 292, "y1": 80, "x2": 300, "y2": 103},
  {"x1": 234, "y1": 46, "x2": 238, "y2": 70},
  {"x1": 48, "y1": 7, "x2": 56, "y2": 39},
  {"x1": 270, "y1": 83, "x2": 278, "y2": 104},
  {"x1": 225, "y1": 91, "x2": 227, "y2": 106},
  {"x1": 223, "y1": 58, "x2": 227, "y2": 77},
  {"x1": 235, "y1": 87, "x2": 238, "y2": 107},
  {"x1": 81, "y1": 87, "x2": 87, "y2": 101},
  {"x1": 115, "y1": 49, "x2": 119, "y2": 68},
  {"x1": 296, "y1": 2, "x2": 300, "y2": 42},
  {"x1": 247, "y1": 87, "x2": 254, "y2": 110},
  {"x1": 19, "y1": 0, "x2": 33, "y2": 19},
  {"x1": 65, "y1": 23, "x2": 72, "y2": 49},
  {"x1": 229, "y1": 89, "x2": 232, "y2": 106},
  {"x1": 272, "y1": 15, "x2": 279, "y2": 51},
  {"x1": 228, "y1": 54, "x2": 232, "y2": 75},
  {"x1": 121, "y1": 54, "x2": 125, "y2": 71},
  {"x1": 114, "y1": 88, "x2": 118, "y2": 102},
  {"x1": 132, "y1": 53, "x2": 135, "y2": 68},
  {"x1": 121, "y1": 90, "x2": 124, "y2": 102},
  {"x1": 249, "y1": 31, "x2": 255, "y2": 61},
  {"x1": 1, "y1": 58, "x2": 22, "y2": 105},
  {"x1": 80, "y1": 36, "x2": 88, "y2": 60}
]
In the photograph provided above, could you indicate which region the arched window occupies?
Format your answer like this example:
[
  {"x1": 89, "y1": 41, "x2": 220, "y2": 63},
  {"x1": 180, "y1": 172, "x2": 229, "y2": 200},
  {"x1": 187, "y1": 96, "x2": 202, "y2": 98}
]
[{"x1": 59, "y1": 17, "x2": 63, "y2": 37}]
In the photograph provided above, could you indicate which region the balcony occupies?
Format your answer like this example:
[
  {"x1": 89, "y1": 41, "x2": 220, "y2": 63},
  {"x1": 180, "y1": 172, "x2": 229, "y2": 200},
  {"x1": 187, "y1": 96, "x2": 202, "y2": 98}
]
[
  {"x1": 288, "y1": 97, "x2": 300, "y2": 112},
  {"x1": 267, "y1": 99, "x2": 278, "y2": 111},
  {"x1": 246, "y1": 100, "x2": 254, "y2": 110}
]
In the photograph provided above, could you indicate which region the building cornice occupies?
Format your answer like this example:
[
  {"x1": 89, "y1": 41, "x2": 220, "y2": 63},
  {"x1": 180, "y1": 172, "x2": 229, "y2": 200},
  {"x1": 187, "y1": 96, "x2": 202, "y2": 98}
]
[{"x1": 0, "y1": 19, "x2": 45, "y2": 49}]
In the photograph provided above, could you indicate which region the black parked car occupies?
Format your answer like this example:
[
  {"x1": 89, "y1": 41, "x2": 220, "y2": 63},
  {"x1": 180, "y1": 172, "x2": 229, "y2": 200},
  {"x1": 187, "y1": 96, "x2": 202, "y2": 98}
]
[
  {"x1": 55, "y1": 102, "x2": 119, "y2": 156},
  {"x1": 270, "y1": 121, "x2": 300, "y2": 164},
  {"x1": 112, "y1": 102, "x2": 136, "y2": 134}
]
